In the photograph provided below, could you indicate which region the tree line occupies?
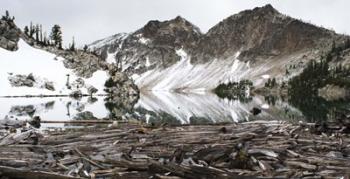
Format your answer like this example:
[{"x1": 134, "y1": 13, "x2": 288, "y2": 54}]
[
  {"x1": 3, "y1": 10, "x2": 110, "y2": 59},
  {"x1": 23, "y1": 22, "x2": 93, "y2": 54},
  {"x1": 23, "y1": 23, "x2": 76, "y2": 51},
  {"x1": 287, "y1": 39, "x2": 350, "y2": 121},
  {"x1": 1, "y1": 10, "x2": 15, "y2": 22}
]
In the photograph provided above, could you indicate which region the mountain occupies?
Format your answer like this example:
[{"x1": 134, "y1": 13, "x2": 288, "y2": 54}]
[
  {"x1": 90, "y1": 4, "x2": 349, "y2": 91},
  {"x1": 192, "y1": 4, "x2": 336, "y2": 63}
]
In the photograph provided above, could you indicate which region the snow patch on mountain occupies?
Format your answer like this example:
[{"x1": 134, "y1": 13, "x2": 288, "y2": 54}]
[
  {"x1": 0, "y1": 39, "x2": 108, "y2": 96},
  {"x1": 132, "y1": 49, "x2": 265, "y2": 91},
  {"x1": 89, "y1": 33, "x2": 128, "y2": 50},
  {"x1": 106, "y1": 52, "x2": 116, "y2": 64},
  {"x1": 139, "y1": 37, "x2": 150, "y2": 45}
]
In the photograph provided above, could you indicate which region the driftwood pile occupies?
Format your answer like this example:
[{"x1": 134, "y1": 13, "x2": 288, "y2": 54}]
[{"x1": 0, "y1": 120, "x2": 349, "y2": 178}]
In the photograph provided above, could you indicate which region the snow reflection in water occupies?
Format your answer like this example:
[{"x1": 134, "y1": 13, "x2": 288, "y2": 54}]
[{"x1": 0, "y1": 92, "x2": 305, "y2": 128}]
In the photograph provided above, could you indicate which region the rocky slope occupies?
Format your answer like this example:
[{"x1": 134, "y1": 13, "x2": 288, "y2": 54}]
[
  {"x1": 91, "y1": 16, "x2": 202, "y2": 75},
  {"x1": 192, "y1": 4, "x2": 335, "y2": 63},
  {"x1": 90, "y1": 4, "x2": 348, "y2": 91},
  {"x1": 0, "y1": 16, "x2": 139, "y2": 100}
]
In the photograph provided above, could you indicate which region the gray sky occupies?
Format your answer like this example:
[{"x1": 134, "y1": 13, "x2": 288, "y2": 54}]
[{"x1": 1, "y1": 0, "x2": 349, "y2": 46}]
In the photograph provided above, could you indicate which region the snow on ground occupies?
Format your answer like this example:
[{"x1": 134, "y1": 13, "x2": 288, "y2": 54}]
[
  {"x1": 131, "y1": 47, "x2": 306, "y2": 91},
  {"x1": 88, "y1": 33, "x2": 128, "y2": 50},
  {"x1": 106, "y1": 53, "x2": 116, "y2": 64},
  {"x1": 0, "y1": 39, "x2": 108, "y2": 96},
  {"x1": 133, "y1": 49, "x2": 273, "y2": 91},
  {"x1": 139, "y1": 37, "x2": 150, "y2": 45},
  {"x1": 145, "y1": 57, "x2": 151, "y2": 67},
  {"x1": 262, "y1": 74, "x2": 270, "y2": 79}
]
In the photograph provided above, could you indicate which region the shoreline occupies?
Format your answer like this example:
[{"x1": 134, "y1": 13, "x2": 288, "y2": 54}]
[{"x1": 0, "y1": 94, "x2": 108, "y2": 98}]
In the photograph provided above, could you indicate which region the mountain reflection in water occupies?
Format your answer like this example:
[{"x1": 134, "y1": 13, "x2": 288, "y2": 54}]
[{"x1": 2, "y1": 90, "x2": 341, "y2": 128}]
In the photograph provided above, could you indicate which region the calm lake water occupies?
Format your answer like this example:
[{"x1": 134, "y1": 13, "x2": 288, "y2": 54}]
[{"x1": 0, "y1": 91, "x2": 348, "y2": 128}]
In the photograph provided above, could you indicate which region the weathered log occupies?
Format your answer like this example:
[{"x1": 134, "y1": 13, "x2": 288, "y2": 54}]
[{"x1": 0, "y1": 166, "x2": 79, "y2": 179}]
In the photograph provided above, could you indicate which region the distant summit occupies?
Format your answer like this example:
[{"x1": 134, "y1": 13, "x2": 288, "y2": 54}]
[{"x1": 89, "y1": 4, "x2": 348, "y2": 90}]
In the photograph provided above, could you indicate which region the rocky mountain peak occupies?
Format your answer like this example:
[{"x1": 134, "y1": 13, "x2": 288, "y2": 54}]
[
  {"x1": 253, "y1": 4, "x2": 278, "y2": 14},
  {"x1": 110, "y1": 16, "x2": 203, "y2": 73},
  {"x1": 192, "y1": 4, "x2": 336, "y2": 63},
  {"x1": 138, "y1": 16, "x2": 201, "y2": 44}
]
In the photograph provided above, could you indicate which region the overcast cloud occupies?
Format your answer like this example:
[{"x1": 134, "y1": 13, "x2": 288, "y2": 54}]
[{"x1": 1, "y1": 0, "x2": 349, "y2": 46}]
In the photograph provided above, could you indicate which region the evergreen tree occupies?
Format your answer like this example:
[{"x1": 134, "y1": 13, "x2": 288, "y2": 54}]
[
  {"x1": 83, "y1": 45, "x2": 89, "y2": 52},
  {"x1": 24, "y1": 26, "x2": 29, "y2": 36},
  {"x1": 39, "y1": 24, "x2": 43, "y2": 43},
  {"x1": 69, "y1": 37, "x2": 76, "y2": 51},
  {"x1": 50, "y1": 25, "x2": 63, "y2": 49},
  {"x1": 35, "y1": 24, "x2": 40, "y2": 42},
  {"x1": 29, "y1": 22, "x2": 35, "y2": 38},
  {"x1": 2, "y1": 10, "x2": 9, "y2": 21},
  {"x1": 43, "y1": 32, "x2": 48, "y2": 46},
  {"x1": 345, "y1": 38, "x2": 350, "y2": 49},
  {"x1": 5, "y1": 10, "x2": 9, "y2": 19},
  {"x1": 285, "y1": 69, "x2": 290, "y2": 75},
  {"x1": 271, "y1": 78, "x2": 277, "y2": 87}
]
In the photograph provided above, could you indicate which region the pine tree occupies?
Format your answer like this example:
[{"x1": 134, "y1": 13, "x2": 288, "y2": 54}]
[
  {"x1": 5, "y1": 10, "x2": 9, "y2": 19},
  {"x1": 50, "y1": 25, "x2": 63, "y2": 49},
  {"x1": 43, "y1": 32, "x2": 48, "y2": 46},
  {"x1": 69, "y1": 37, "x2": 75, "y2": 51},
  {"x1": 39, "y1": 24, "x2": 43, "y2": 43},
  {"x1": 286, "y1": 69, "x2": 290, "y2": 75},
  {"x1": 83, "y1": 45, "x2": 88, "y2": 52},
  {"x1": 24, "y1": 26, "x2": 29, "y2": 35},
  {"x1": 271, "y1": 78, "x2": 277, "y2": 87},
  {"x1": 345, "y1": 38, "x2": 350, "y2": 49},
  {"x1": 35, "y1": 24, "x2": 39, "y2": 42},
  {"x1": 2, "y1": 10, "x2": 9, "y2": 21},
  {"x1": 29, "y1": 22, "x2": 35, "y2": 38}
]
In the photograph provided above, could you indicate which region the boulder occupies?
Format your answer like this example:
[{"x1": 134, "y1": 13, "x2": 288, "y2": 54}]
[
  {"x1": 44, "y1": 82, "x2": 55, "y2": 91},
  {"x1": 112, "y1": 72, "x2": 128, "y2": 83},
  {"x1": 8, "y1": 74, "x2": 35, "y2": 87},
  {"x1": 28, "y1": 116, "x2": 41, "y2": 128},
  {"x1": 86, "y1": 85, "x2": 98, "y2": 95},
  {"x1": 73, "y1": 111, "x2": 97, "y2": 120},
  {"x1": 10, "y1": 105, "x2": 36, "y2": 116},
  {"x1": 69, "y1": 90, "x2": 83, "y2": 99},
  {"x1": 250, "y1": 107, "x2": 262, "y2": 116}
]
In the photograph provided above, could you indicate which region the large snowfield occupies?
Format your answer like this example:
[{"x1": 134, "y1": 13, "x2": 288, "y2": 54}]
[
  {"x1": 0, "y1": 39, "x2": 108, "y2": 96},
  {"x1": 132, "y1": 50, "x2": 279, "y2": 91}
]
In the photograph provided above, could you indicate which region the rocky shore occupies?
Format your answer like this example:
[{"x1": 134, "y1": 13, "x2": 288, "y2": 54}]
[{"x1": 0, "y1": 120, "x2": 349, "y2": 178}]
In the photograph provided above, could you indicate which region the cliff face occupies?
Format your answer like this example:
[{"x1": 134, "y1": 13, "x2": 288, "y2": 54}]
[
  {"x1": 90, "y1": 4, "x2": 347, "y2": 90},
  {"x1": 90, "y1": 16, "x2": 202, "y2": 77}
]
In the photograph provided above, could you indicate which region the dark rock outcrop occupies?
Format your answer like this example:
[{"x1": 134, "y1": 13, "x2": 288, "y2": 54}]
[
  {"x1": 73, "y1": 111, "x2": 97, "y2": 120},
  {"x1": 0, "y1": 19, "x2": 21, "y2": 51},
  {"x1": 104, "y1": 71, "x2": 140, "y2": 119},
  {"x1": 8, "y1": 73, "x2": 55, "y2": 91}
]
